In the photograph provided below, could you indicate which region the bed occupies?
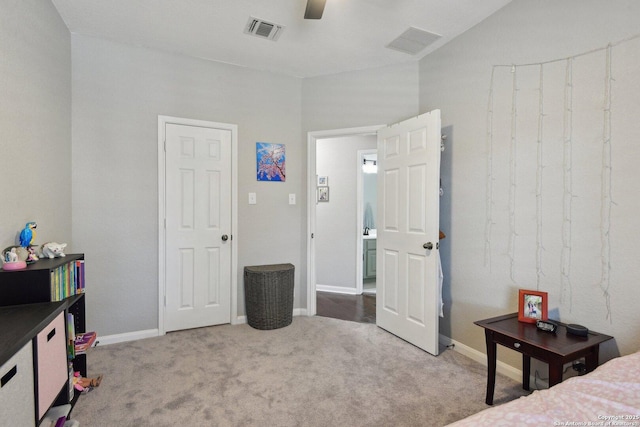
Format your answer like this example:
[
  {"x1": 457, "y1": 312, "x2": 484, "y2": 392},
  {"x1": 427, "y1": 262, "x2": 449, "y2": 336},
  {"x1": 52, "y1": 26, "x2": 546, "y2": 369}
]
[{"x1": 448, "y1": 350, "x2": 640, "y2": 426}]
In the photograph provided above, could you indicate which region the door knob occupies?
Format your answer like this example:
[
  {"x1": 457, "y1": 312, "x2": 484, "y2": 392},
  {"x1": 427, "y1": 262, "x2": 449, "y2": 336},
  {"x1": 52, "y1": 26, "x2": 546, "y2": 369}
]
[
  {"x1": 423, "y1": 242, "x2": 433, "y2": 250},
  {"x1": 221, "y1": 234, "x2": 229, "y2": 242}
]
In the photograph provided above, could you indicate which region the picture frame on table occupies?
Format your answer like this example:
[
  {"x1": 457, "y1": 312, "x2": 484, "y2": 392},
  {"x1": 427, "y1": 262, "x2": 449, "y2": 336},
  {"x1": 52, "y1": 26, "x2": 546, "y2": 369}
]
[{"x1": 518, "y1": 289, "x2": 548, "y2": 323}]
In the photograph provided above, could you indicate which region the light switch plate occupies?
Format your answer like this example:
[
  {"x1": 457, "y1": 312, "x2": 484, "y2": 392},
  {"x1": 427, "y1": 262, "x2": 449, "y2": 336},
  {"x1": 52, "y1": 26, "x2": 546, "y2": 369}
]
[
  {"x1": 249, "y1": 193, "x2": 257, "y2": 205},
  {"x1": 289, "y1": 193, "x2": 296, "y2": 205}
]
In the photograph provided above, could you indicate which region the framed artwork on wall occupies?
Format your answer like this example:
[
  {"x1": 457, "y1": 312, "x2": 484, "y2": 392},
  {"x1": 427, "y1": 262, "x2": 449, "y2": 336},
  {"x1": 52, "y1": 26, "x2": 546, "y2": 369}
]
[
  {"x1": 256, "y1": 142, "x2": 286, "y2": 182},
  {"x1": 317, "y1": 176, "x2": 328, "y2": 187},
  {"x1": 518, "y1": 289, "x2": 548, "y2": 323},
  {"x1": 317, "y1": 187, "x2": 329, "y2": 202}
]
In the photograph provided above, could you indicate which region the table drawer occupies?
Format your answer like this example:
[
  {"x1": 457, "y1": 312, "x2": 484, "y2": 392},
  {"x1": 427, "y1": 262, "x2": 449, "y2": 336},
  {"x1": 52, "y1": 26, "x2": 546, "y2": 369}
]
[
  {"x1": 35, "y1": 312, "x2": 67, "y2": 420},
  {"x1": 493, "y1": 332, "x2": 537, "y2": 355}
]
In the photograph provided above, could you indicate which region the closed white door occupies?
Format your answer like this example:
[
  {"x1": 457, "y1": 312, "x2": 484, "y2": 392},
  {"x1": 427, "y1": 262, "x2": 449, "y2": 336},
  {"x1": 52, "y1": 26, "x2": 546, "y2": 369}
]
[
  {"x1": 164, "y1": 123, "x2": 232, "y2": 332},
  {"x1": 376, "y1": 110, "x2": 441, "y2": 356}
]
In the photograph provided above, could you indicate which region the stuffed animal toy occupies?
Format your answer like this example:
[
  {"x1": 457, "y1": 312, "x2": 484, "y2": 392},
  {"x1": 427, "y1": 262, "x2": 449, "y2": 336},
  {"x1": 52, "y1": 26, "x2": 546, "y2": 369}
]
[{"x1": 41, "y1": 242, "x2": 67, "y2": 259}]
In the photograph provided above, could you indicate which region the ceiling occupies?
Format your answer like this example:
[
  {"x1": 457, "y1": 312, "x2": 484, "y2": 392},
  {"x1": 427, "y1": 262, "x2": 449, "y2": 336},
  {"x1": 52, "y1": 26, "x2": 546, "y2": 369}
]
[{"x1": 51, "y1": 0, "x2": 512, "y2": 78}]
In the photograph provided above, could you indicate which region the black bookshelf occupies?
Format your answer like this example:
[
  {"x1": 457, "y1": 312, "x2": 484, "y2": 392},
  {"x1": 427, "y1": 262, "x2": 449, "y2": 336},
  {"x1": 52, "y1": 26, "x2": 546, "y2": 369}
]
[
  {"x1": 0, "y1": 254, "x2": 88, "y2": 413},
  {"x1": 0, "y1": 254, "x2": 84, "y2": 305}
]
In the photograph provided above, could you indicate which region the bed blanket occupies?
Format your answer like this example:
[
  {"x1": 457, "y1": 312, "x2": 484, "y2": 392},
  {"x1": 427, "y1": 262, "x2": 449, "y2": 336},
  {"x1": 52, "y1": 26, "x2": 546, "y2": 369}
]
[{"x1": 448, "y1": 351, "x2": 640, "y2": 426}]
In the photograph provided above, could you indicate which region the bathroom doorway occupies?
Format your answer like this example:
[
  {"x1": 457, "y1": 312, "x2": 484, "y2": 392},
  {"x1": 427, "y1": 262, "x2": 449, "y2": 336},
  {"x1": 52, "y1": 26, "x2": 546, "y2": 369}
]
[{"x1": 359, "y1": 149, "x2": 377, "y2": 295}]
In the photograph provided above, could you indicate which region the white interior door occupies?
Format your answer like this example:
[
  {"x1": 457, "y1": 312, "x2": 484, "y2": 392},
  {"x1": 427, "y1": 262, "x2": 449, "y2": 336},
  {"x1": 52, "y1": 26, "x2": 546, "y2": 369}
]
[
  {"x1": 376, "y1": 110, "x2": 441, "y2": 355},
  {"x1": 164, "y1": 123, "x2": 232, "y2": 332}
]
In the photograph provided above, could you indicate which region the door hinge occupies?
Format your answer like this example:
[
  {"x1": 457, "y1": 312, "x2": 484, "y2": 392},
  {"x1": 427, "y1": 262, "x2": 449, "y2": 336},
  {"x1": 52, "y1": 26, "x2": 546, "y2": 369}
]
[{"x1": 164, "y1": 294, "x2": 167, "y2": 307}]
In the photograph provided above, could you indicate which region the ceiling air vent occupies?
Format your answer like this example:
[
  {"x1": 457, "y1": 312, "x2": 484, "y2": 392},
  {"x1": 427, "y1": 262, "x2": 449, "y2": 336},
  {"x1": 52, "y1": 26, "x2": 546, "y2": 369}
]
[
  {"x1": 386, "y1": 27, "x2": 441, "y2": 55},
  {"x1": 244, "y1": 17, "x2": 284, "y2": 41}
]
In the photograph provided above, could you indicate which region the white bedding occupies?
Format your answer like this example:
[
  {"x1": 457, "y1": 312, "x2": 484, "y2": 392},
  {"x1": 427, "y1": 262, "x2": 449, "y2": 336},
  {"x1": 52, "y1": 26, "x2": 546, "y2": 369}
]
[{"x1": 448, "y1": 351, "x2": 640, "y2": 426}]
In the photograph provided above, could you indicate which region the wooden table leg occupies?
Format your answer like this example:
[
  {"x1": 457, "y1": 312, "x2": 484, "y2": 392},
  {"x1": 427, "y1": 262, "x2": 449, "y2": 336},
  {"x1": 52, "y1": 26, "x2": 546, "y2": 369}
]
[
  {"x1": 522, "y1": 354, "x2": 531, "y2": 390},
  {"x1": 485, "y1": 330, "x2": 496, "y2": 405},
  {"x1": 549, "y1": 360, "x2": 563, "y2": 387},
  {"x1": 584, "y1": 345, "x2": 599, "y2": 373}
]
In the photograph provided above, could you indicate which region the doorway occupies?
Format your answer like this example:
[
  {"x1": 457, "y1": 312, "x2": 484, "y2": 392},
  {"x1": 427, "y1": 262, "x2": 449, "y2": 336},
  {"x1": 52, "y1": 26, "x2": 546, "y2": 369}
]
[
  {"x1": 359, "y1": 150, "x2": 377, "y2": 296},
  {"x1": 157, "y1": 116, "x2": 239, "y2": 335},
  {"x1": 306, "y1": 125, "x2": 383, "y2": 317},
  {"x1": 308, "y1": 110, "x2": 442, "y2": 356}
]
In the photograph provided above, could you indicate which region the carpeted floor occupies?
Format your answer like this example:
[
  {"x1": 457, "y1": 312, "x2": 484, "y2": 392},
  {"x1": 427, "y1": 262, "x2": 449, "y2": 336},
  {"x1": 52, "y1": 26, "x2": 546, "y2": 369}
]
[{"x1": 70, "y1": 316, "x2": 529, "y2": 426}]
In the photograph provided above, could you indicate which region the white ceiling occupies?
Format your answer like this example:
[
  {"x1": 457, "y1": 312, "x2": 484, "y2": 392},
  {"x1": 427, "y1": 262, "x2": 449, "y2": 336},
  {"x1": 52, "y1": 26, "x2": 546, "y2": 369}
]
[{"x1": 51, "y1": 0, "x2": 512, "y2": 78}]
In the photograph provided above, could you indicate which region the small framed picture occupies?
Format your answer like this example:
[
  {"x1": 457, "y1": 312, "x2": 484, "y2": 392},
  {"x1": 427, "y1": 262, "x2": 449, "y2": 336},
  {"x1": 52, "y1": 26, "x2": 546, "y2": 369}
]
[
  {"x1": 317, "y1": 187, "x2": 329, "y2": 202},
  {"x1": 317, "y1": 176, "x2": 328, "y2": 187},
  {"x1": 518, "y1": 289, "x2": 548, "y2": 323}
]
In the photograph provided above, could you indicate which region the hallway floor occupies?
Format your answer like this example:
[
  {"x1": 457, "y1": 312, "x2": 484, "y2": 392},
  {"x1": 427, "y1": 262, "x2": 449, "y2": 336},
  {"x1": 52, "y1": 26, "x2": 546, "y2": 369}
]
[{"x1": 316, "y1": 291, "x2": 376, "y2": 324}]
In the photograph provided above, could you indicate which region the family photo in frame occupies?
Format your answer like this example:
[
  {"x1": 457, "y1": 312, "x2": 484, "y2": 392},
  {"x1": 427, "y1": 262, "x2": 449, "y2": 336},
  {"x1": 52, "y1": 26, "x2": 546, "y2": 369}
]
[{"x1": 518, "y1": 289, "x2": 548, "y2": 323}]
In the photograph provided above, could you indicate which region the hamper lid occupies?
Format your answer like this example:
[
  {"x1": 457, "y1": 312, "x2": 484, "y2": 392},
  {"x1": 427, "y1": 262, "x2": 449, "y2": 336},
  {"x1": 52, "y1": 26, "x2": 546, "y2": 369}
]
[{"x1": 244, "y1": 263, "x2": 294, "y2": 273}]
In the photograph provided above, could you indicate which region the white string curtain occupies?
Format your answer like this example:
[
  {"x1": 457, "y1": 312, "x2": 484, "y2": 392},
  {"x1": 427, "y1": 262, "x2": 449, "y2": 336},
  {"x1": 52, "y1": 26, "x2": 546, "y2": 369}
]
[{"x1": 483, "y1": 35, "x2": 640, "y2": 320}]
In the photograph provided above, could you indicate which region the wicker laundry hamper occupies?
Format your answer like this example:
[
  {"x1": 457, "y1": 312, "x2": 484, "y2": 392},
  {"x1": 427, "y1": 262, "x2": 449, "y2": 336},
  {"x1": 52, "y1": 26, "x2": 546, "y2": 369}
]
[{"x1": 243, "y1": 263, "x2": 294, "y2": 330}]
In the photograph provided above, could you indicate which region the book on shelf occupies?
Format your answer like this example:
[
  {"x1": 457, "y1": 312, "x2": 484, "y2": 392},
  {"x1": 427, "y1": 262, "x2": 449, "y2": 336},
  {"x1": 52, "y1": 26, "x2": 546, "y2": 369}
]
[
  {"x1": 74, "y1": 331, "x2": 97, "y2": 354},
  {"x1": 67, "y1": 312, "x2": 76, "y2": 359},
  {"x1": 48, "y1": 259, "x2": 85, "y2": 302},
  {"x1": 75, "y1": 259, "x2": 85, "y2": 294}
]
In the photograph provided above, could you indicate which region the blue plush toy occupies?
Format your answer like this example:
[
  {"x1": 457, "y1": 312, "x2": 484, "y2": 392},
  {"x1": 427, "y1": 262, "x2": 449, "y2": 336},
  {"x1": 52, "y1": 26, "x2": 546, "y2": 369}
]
[{"x1": 19, "y1": 222, "x2": 37, "y2": 247}]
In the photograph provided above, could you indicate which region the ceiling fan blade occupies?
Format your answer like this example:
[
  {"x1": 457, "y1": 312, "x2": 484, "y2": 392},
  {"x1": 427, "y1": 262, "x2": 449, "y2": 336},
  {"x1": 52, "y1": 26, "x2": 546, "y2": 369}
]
[{"x1": 304, "y1": 0, "x2": 327, "y2": 19}]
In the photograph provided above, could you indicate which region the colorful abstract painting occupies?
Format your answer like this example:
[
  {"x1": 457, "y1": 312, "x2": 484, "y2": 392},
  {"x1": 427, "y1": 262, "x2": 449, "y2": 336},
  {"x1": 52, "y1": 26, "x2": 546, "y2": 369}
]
[{"x1": 256, "y1": 142, "x2": 286, "y2": 182}]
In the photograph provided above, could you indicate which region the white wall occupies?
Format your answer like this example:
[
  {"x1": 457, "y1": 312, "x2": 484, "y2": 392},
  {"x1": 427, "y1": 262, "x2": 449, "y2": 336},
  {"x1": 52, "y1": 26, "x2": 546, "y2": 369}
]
[
  {"x1": 316, "y1": 135, "x2": 376, "y2": 291},
  {"x1": 0, "y1": 1, "x2": 71, "y2": 250},
  {"x1": 71, "y1": 35, "x2": 303, "y2": 335},
  {"x1": 302, "y1": 62, "x2": 420, "y2": 132},
  {"x1": 420, "y1": 0, "x2": 640, "y2": 364}
]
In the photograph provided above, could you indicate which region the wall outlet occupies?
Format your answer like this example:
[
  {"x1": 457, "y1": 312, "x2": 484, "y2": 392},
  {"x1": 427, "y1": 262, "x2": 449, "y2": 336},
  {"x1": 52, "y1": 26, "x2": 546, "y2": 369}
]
[{"x1": 289, "y1": 193, "x2": 296, "y2": 205}]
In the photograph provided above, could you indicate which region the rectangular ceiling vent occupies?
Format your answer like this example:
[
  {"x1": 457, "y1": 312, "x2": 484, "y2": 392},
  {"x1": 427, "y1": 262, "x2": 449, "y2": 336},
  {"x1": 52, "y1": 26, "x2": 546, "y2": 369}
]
[
  {"x1": 386, "y1": 27, "x2": 441, "y2": 55},
  {"x1": 244, "y1": 17, "x2": 284, "y2": 41}
]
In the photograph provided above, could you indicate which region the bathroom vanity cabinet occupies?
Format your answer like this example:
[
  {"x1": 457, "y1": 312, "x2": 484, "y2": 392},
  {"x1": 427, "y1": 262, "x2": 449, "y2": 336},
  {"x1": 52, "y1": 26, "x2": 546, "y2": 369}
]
[{"x1": 364, "y1": 238, "x2": 377, "y2": 279}]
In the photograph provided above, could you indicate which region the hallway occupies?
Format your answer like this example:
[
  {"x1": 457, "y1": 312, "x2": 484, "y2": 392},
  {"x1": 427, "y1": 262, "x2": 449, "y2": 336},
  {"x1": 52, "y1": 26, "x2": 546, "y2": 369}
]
[{"x1": 316, "y1": 291, "x2": 376, "y2": 324}]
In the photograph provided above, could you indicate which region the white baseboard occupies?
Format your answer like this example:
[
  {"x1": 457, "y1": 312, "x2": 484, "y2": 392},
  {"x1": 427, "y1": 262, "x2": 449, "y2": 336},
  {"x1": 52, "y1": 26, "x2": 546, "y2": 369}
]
[
  {"x1": 96, "y1": 329, "x2": 160, "y2": 346},
  {"x1": 439, "y1": 334, "x2": 522, "y2": 384},
  {"x1": 316, "y1": 284, "x2": 358, "y2": 295},
  {"x1": 98, "y1": 310, "x2": 311, "y2": 345}
]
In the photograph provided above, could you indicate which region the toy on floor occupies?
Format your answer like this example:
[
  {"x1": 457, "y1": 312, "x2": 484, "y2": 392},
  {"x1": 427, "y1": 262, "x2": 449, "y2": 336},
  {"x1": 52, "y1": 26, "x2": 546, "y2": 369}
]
[{"x1": 73, "y1": 372, "x2": 103, "y2": 393}]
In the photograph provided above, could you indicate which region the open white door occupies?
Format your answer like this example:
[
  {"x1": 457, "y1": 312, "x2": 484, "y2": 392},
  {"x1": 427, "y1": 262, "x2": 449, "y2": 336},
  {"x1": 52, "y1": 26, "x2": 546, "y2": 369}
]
[{"x1": 376, "y1": 110, "x2": 441, "y2": 356}]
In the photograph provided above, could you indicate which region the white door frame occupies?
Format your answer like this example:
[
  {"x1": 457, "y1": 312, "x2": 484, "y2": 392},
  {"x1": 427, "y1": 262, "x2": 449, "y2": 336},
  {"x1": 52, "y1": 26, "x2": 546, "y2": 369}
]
[
  {"x1": 306, "y1": 125, "x2": 383, "y2": 316},
  {"x1": 158, "y1": 115, "x2": 238, "y2": 335}
]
